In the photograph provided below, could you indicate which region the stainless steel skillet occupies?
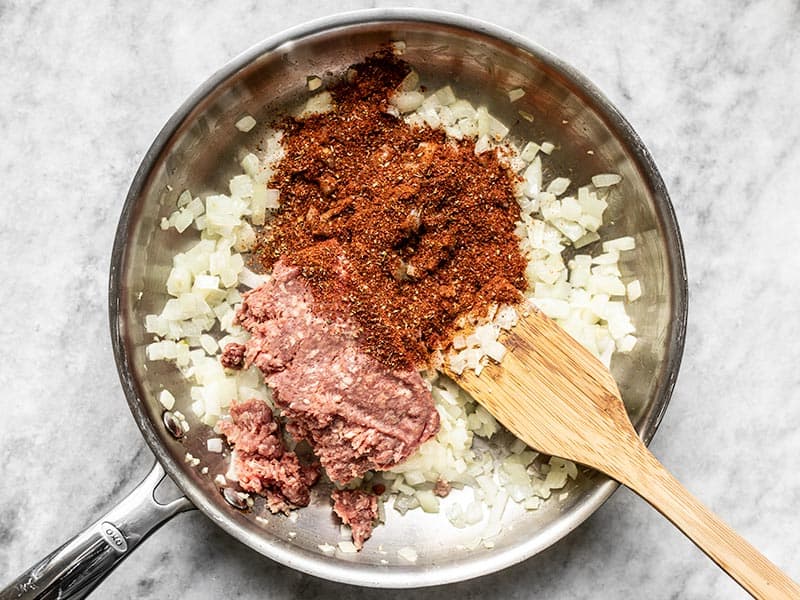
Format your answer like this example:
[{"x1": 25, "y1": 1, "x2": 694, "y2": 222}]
[{"x1": 0, "y1": 9, "x2": 687, "y2": 598}]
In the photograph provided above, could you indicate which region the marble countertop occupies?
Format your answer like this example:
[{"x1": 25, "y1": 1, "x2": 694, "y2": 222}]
[{"x1": 2, "y1": 1, "x2": 799, "y2": 598}]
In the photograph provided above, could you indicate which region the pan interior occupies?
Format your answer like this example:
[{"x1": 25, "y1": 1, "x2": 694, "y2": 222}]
[{"x1": 113, "y1": 12, "x2": 685, "y2": 588}]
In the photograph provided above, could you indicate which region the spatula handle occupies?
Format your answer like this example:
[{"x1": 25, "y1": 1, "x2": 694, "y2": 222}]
[{"x1": 620, "y1": 446, "x2": 800, "y2": 599}]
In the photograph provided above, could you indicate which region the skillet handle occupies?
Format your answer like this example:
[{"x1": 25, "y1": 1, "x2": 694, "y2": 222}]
[{"x1": 0, "y1": 461, "x2": 194, "y2": 600}]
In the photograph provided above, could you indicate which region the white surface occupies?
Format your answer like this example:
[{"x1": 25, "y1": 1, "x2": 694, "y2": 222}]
[{"x1": 1, "y1": 1, "x2": 799, "y2": 598}]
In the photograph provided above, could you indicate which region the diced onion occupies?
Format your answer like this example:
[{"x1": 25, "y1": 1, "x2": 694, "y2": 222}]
[
  {"x1": 177, "y1": 190, "x2": 192, "y2": 207},
  {"x1": 507, "y1": 88, "x2": 525, "y2": 102},
  {"x1": 159, "y1": 389, "x2": 175, "y2": 410},
  {"x1": 397, "y1": 547, "x2": 418, "y2": 563},
  {"x1": 390, "y1": 91, "x2": 424, "y2": 114},
  {"x1": 390, "y1": 40, "x2": 406, "y2": 55},
  {"x1": 617, "y1": 334, "x2": 637, "y2": 353},
  {"x1": 546, "y1": 177, "x2": 571, "y2": 196},
  {"x1": 591, "y1": 173, "x2": 622, "y2": 187},
  {"x1": 307, "y1": 76, "x2": 323, "y2": 91},
  {"x1": 434, "y1": 85, "x2": 456, "y2": 106},
  {"x1": 626, "y1": 279, "x2": 642, "y2": 302},
  {"x1": 520, "y1": 141, "x2": 540, "y2": 162},
  {"x1": 298, "y1": 91, "x2": 334, "y2": 118},
  {"x1": 337, "y1": 541, "x2": 358, "y2": 554},
  {"x1": 518, "y1": 109, "x2": 534, "y2": 122},
  {"x1": 602, "y1": 236, "x2": 636, "y2": 253},
  {"x1": 235, "y1": 115, "x2": 257, "y2": 132}
]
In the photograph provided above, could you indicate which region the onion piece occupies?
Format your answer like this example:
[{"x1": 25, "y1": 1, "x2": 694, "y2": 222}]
[
  {"x1": 602, "y1": 236, "x2": 636, "y2": 253},
  {"x1": 397, "y1": 546, "x2": 418, "y2": 563},
  {"x1": 626, "y1": 279, "x2": 642, "y2": 302},
  {"x1": 307, "y1": 76, "x2": 323, "y2": 91},
  {"x1": 518, "y1": 109, "x2": 534, "y2": 122},
  {"x1": 507, "y1": 88, "x2": 525, "y2": 102},
  {"x1": 546, "y1": 177, "x2": 571, "y2": 196},
  {"x1": 591, "y1": 173, "x2": 622, "y2": 187},
  {"x1": 540, "y1": 141, "x2": 555, "y2": 155},
  {"x1": 337, "y1": 541, "x2": 358, "y2": 554},
  {"x1": 235, "y1": 115, "x2": 257, "y2": 132},
  {"x1": 159, "y1": 389, "x2": 175, "y2": 410}
]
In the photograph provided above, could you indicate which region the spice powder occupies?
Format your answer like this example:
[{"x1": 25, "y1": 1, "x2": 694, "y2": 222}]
[{"x1": 255, "y1": 52, "x2": 527, "y2": 370}]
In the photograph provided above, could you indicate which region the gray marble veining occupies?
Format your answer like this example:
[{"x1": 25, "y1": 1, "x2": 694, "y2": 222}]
[{"x1": 1, "y1": 1, "x2": 799, "y2": 598}]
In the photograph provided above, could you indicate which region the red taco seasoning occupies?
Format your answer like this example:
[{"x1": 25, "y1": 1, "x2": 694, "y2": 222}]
[{"x1": 255, "y1": 51, "x2": 526, "y2": 370}]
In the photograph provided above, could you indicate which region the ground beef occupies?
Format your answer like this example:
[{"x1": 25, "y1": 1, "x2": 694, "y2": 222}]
[
  {"x1": 235, "y1": 256, "x2": 439, "y2": 484},
  {"x1": 221, "y1": 342, "x2": 246, "y2": 369},
  {"x1": 433, "y1": 478, "x2": 451, "y2": 497},
  {"x1": 331, "y1": 489, "x2": 379, "y2": 549},
  {"x1": 218, "y1": 398, "x2": 320, "y2": 514}
]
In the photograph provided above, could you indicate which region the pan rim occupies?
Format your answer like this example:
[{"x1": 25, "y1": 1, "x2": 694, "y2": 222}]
[{"x1": 109, "y1": 7, "x2": 688, "y2": 588}]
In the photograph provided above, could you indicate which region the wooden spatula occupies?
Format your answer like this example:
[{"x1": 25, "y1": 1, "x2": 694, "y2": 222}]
[{"x1": 448, "y1": 308, "x2": 799, "y2": 599}]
